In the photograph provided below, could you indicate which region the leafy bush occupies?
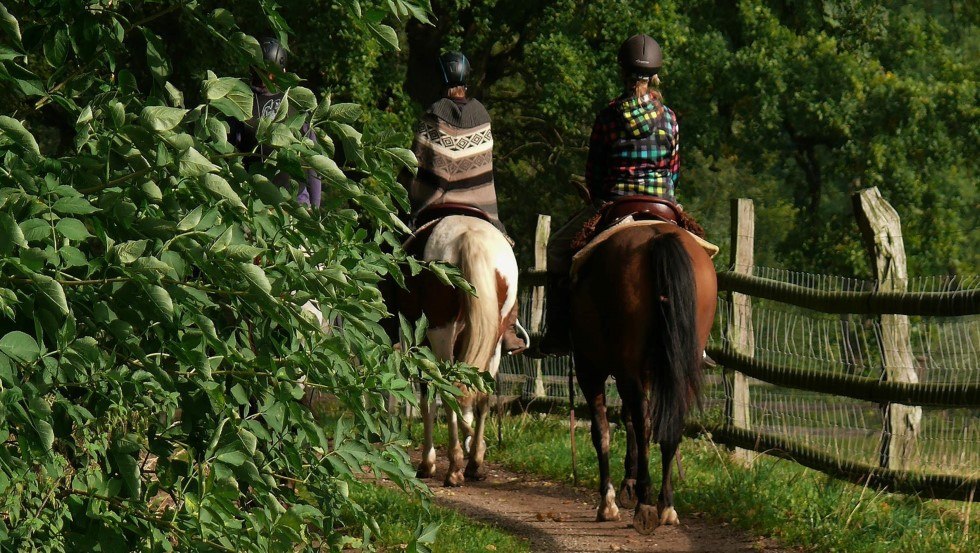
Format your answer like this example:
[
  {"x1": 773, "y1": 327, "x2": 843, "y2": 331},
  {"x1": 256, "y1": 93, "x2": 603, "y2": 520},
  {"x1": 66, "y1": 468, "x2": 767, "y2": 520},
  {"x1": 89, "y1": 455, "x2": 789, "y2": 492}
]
[{"x1": 0, "y1": 1, "x2": 480, "y2": 550}]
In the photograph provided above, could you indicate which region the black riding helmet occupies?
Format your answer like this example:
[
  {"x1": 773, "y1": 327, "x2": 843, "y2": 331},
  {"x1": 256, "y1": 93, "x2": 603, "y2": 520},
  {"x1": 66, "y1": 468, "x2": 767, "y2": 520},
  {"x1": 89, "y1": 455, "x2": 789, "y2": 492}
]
[
  {"x1": 438, "y1": 51, "x2": 470, "y2": 87},
  {"x1": 617, "y1": 34, "x2": 662, "y2": 76},
  {"x1": 260, "y1": 37, "x2": 288, "y2": 69}
]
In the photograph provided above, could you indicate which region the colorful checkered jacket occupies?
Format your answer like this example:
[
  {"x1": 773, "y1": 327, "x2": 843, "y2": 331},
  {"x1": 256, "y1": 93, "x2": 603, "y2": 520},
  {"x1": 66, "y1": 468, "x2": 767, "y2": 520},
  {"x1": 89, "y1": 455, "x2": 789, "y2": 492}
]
[{"x1": 585, "y1": 92, "x2": 679, "y2": 203}]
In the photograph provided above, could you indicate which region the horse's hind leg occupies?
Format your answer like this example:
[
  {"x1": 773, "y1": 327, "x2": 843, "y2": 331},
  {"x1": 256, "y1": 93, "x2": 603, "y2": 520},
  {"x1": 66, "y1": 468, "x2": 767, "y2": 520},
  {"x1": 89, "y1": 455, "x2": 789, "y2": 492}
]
[
  {"x1": 618, "y1": 401, "x2": 639, "y2": 509},
  {"x1": 442, "y1": 400, "x2": 466, "y2": 486},
  {"x1": 416, "y1": 381, "x2": 437, "y2": 478},
  {"x1": 464, "y1": 392, "x2": 489, "y2": 481},
  {"x1": 657, "y1": 438, "x2": 682, "y2": 525},
  {"x1": 577, "y1": 358, "x2": 619, "y2": 522},
  {"x1": 623, "y1": 383, "x2": 658, "y2": 534}
]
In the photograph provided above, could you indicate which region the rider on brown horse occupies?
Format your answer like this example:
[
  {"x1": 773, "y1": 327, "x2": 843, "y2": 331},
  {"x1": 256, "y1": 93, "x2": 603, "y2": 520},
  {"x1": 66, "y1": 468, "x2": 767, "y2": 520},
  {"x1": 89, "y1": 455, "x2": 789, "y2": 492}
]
[
  {"x1": 404, "y1": 51, "x2": 526, "y2": 355},
  {"x1": 539, "y1": 34, "x2": 680, "y2": 355}
]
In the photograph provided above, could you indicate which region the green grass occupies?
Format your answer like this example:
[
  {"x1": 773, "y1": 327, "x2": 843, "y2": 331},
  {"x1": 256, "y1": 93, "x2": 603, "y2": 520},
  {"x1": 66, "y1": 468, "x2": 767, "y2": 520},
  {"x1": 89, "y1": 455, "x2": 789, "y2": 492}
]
[
  {"x1": 414, "y1": 414, "x2": 977, "y2": 553},
  {"x1": 347, "y1": 481, "x2": 531, "y2": 553}
]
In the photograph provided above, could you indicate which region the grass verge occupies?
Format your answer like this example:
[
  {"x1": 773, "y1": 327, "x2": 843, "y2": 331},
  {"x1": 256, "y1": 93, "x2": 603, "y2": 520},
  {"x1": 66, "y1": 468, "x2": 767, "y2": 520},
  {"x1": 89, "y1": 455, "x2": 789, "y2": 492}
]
[
  {"x1": 347, "y1": 481, "x2": 531, "y2": 552},
  {"x1": 414, "y1": 414, "x2": 976, "y2": 553}
]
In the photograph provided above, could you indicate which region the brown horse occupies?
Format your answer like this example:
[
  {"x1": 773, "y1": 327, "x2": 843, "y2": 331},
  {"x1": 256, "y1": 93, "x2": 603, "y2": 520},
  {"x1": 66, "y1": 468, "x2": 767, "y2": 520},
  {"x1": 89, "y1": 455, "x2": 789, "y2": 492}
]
[{"x1": 570, "y1": 224, "x2": 716, "y2": 534}]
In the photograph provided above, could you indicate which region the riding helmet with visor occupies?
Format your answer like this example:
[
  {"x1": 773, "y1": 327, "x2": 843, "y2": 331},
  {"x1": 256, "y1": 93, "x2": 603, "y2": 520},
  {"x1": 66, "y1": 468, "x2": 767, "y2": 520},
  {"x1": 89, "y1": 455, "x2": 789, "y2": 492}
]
[
  {"x1": 260, "y1": 37, "x2": 288, "y2": 69},
  {"x1": 438, "y1": 51, "x2": 471, "y2": 87},
  {"x1": 617, "y1": 34, "x2": 662, "y2": 77}
]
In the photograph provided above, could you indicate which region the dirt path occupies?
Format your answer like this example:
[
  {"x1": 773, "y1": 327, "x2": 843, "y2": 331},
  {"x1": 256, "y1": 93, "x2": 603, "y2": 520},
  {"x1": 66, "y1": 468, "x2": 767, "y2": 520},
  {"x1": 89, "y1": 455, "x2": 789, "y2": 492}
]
[{"x1": 415, "y1": 455, "x2": 784, "y2": 553}]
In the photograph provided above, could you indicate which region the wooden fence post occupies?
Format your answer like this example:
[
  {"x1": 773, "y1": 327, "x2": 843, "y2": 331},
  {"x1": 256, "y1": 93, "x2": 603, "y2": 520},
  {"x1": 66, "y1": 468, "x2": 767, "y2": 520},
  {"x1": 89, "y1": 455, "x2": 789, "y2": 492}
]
[
  {"x1": 529, "y1": 214, "x2": 551, "y2": 398},
  {"x1": 853, "y1": 187, "x2": 921, "y2": 471},
  {"x1": 726, "y1": 199, "x2": 754, "y2": 464}
]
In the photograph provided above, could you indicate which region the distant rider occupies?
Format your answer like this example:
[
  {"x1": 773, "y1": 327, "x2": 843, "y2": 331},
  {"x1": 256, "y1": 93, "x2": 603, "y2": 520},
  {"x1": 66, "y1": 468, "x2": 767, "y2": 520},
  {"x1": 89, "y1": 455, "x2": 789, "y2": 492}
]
[{"x1": 230, "y1": 37, "x2": 322, "y2": 207}]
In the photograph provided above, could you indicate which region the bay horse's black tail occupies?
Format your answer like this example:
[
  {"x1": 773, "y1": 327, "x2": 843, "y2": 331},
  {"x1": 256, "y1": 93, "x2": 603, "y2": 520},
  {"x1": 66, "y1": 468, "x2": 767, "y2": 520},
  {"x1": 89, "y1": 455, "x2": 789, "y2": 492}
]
[{"x1": 647, "y1": 232, "x2": 702, "y2": 442}]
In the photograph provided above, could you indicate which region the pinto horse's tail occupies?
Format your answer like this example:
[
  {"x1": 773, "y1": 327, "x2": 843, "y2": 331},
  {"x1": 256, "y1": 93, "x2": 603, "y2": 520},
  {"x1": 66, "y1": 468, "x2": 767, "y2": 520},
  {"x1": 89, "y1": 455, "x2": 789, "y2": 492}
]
[
  {"x1": 648, "y1": 232, "x2": 703, "y2": 442},
  {"x1": 455, "y1": 232, "x2": 502, "y2": 371}
]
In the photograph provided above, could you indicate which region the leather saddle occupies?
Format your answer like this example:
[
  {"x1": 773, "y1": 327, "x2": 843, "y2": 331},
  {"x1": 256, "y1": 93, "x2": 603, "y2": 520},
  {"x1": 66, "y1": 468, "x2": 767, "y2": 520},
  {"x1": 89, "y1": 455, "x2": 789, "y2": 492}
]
[
  {"x1": 404, "y1": 202, "x2": 494, "y2": 255},
  {"x1": 572, "y1": 195, "x2": 684, "y2": 250}
]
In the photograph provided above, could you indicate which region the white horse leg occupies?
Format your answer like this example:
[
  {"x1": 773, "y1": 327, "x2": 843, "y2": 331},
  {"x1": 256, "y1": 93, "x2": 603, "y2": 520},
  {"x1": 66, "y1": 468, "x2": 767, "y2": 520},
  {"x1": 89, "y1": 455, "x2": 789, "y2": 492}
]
[
  {"x1": 444, "y1": 403, "x2": 466, "y2": 487},
  {"x1": 416, "y1": 384, "x2": 437, "y2": 478},
  {"x1": 465, "y1": 392, "x2": 490, "y2": 480}
]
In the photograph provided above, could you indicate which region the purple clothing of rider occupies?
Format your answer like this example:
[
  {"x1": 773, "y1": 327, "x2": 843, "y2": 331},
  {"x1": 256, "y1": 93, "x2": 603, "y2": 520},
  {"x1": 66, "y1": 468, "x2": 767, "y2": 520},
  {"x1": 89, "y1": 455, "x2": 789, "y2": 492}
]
[{"x1": 230, "y1": 85, "x2": 322, "y2": 207}]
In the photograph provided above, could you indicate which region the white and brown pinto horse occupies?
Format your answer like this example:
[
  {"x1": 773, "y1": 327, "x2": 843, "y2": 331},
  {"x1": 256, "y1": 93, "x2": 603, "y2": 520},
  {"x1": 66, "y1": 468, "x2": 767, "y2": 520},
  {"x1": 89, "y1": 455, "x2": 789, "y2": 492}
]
[{"x1": 394, "y1": 210, "x2": 518, "y2": 487}]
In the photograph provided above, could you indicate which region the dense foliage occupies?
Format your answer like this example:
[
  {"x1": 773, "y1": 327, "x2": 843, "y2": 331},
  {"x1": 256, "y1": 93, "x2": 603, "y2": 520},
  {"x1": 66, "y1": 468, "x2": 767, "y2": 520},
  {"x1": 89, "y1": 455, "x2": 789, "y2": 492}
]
[
  {"x1": 0, "y1": 0, "x2": 487, "y2": 551},
  {"x1": 278, "y1": 0, "x2": 978, "y2": 275}
]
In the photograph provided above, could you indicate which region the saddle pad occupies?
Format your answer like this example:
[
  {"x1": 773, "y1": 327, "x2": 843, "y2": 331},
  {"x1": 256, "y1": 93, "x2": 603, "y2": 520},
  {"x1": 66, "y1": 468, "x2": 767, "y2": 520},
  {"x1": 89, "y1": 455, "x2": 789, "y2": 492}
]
[{"x1": 570, "y1": 217, "x2": 719, "y2": 279}]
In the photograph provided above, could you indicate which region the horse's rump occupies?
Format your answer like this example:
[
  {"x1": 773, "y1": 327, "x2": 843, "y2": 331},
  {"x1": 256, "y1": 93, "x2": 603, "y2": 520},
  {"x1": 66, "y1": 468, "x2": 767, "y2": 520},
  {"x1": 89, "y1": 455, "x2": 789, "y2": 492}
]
[{"x1": 572, "y1": 225, "x2": 715, "y2": 438}]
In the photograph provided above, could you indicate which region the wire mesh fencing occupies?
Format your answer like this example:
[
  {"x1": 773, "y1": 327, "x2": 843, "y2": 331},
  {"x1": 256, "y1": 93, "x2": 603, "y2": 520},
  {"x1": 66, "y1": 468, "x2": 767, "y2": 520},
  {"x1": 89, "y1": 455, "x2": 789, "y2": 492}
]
[{"x1": 499, "y1": 266, "x2": 980, "y2": 497}]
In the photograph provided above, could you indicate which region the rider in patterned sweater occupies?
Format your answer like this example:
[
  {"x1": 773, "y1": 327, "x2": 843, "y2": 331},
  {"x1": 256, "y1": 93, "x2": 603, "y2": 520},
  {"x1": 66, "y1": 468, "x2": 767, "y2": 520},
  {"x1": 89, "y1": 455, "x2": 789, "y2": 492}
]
[
  {"x1": 406, "y1": 51, "x2": 526, "y2": 355},
  {"x1": 539, "y1": 34, "x2": 679, "y2": 354}
]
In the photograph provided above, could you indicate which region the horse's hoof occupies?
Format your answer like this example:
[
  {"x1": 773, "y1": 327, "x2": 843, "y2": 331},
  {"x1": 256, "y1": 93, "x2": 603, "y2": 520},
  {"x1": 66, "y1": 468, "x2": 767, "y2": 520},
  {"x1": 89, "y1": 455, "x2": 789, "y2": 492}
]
[
  {"x1": 464, "y1": 463, "x2": 487, "y2": 481},
  {"x1": 633, "y1": 504, "x2": 659, "y2": 535},
  {"x1": 416, "y1": 463, "x2": 436, "y2": 479},
  {"x1": 659, "y1": 506, "x2": 680, "y2": 526},
  {"x1": 617, "y1": 481, "x2": 638, "y2": 509},
  {"x1": 444, "y1": 470, "x2": 465, "y2": 487},
  {"x1": 596, "y1": 505, "x2": 621, "y2": 522}
]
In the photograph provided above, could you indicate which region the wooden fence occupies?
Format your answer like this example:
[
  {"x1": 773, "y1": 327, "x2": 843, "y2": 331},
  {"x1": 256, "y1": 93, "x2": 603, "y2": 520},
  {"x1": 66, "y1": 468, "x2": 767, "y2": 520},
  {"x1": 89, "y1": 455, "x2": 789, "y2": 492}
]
[{"x1": 509, "y1": 187, "x2": 979, "y2": 501}]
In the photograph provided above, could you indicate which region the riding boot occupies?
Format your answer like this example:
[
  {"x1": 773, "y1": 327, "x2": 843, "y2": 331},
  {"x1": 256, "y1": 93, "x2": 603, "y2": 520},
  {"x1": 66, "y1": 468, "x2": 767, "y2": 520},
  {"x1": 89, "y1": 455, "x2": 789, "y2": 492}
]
[
  {"x1": 537, "y1": 273, "x2": 572, "y2": 355},
  {"x1": 500, "y1": 303, "x2": 527, "y2": 355}
]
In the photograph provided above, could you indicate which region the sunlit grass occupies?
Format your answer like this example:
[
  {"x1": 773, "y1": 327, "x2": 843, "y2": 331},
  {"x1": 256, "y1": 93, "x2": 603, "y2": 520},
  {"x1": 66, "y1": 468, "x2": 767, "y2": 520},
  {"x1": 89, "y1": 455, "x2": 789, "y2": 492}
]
[{"x1": 347, "y1": 481, "x2": 532, "y2": 552}]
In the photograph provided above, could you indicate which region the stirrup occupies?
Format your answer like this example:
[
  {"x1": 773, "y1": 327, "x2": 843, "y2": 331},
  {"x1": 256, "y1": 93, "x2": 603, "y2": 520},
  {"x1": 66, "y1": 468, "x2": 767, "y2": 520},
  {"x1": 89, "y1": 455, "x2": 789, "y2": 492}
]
[{"x1": 508, "y1": 320, "x2": 531, "y2": 356}]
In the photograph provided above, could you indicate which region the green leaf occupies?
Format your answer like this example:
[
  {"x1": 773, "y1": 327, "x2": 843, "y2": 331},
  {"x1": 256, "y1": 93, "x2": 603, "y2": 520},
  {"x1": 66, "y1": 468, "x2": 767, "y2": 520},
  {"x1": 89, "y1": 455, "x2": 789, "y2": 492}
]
[
  {"x1": 308, "y1": 155, "x2": 348, "y2": 187},
  {"x1": 201, "y1": 174, "x2": 244, "y2": 208},
  {"x1": 146, "y1": 285, "x2": 174, "y2": 320},
  {"x1": 287, "y1": 87, "x2": 317, "y2": 112},
  {"x1": 55, "y1": 218, "x2": 92, "y2": 241},
  {"x1": 52, "y1": 197, "x2": 97, "y2": 215},
  {"x1": 325, "y1": 103, "x2": 362, "y2": 124},
  {"x1": 141, "y1": 106, "x2": 188, "y2": 132},
  {"x1": 177, "y1": 206, "x2": 203, "y2": 231},
  {"x1": 0, "y1": 213, "x2": 27, "y2": 254},
  {"x1": 216, "y1": 451, "x2": 247, "y2": 466},
  {"x1": 224, "y1": 244, "x2": 265, "y2": 262},
  {"x1": 20, "y1": 218, "x2": 49, "y2": 242},
  {"x1": 31, "y1": 273, "x2": 69, "y2": 316},
  {"x1": 141, "y1": 181, "x2": 163, "y2": 202},
  {"x1": 239, "y1": 263, "x2": 272, "y2": 294},
  {"x1": 114, "y1": 452, "x2": 141, "y2": 497},
  {"x1": 179, "y1": 147, "x2": 219, "y2": 177},
  {"x1": 43, "y1": 28, "x2": 69, "y2": 67},
  {"x1": 0, "y1": 115, "x2": 41, "y2": 157},
  {"x1": 60, "y1": 245, "x2": 88, "y2": 268},
  {"x1": 36, "y1": 420, "x2": 54, "y2": 453},
  {"x1": 0, "y1": 5, "x2": 22, "y2": 45},
  {"x1": 205, "y1": 76, "x2": 253, "y2": 120},
  {"x1": 367, "y1": 22, "x2": 400, "y2": 51},
  {"x1": 116, "y1": 240, "x2": 148, "y2": 264},
  {"x1": 386, "y1": 147, "x2": 418, "y2": 174},
  {"x1": 143, "y1": 29, "x2": 170, "y2": 81},
  {"x1": 0, "y1": 331, "x2": 40, "y2": 363}
]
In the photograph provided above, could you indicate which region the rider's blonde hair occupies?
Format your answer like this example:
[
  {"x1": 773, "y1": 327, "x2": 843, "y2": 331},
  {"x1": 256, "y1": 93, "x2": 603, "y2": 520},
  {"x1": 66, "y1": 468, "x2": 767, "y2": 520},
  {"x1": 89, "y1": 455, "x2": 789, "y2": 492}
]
[{"x1": 627, "y1": 74, "x2": 662, "y2": 100}]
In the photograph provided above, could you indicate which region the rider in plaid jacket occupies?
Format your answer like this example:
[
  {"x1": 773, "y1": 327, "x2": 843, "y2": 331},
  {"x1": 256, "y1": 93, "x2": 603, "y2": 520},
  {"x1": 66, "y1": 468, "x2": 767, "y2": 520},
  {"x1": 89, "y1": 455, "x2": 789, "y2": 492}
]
[{"x1": 539, "y1": 34, "x2": 678, "y2": 355}]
